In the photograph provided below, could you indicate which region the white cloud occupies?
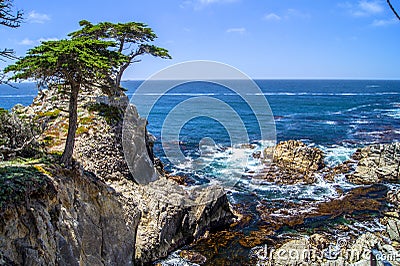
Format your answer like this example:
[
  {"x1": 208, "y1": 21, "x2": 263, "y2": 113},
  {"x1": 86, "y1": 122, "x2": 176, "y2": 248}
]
[
  {"x1": 18, "y1": 38, "x2": 35, "y2": 46},
  {"x1": 27, "y1": 11, "x2": 51, "y2": 24},
  {"x1": 262, "y1": 9, "x2": 309, "y2": 21},
  {"x1": 359, "y1": 0, "x2": 384, "y2": 14},
  {"x1": 340, "y1": 1, "x2": 384, "y2": 17},
  {"x1": 263, "y1": 13, "x2": 282, "y2": 21},
  {"x1": 286, "y1": 8, "x2": 311, "y2": 19},
  {"x1": 226, "y1": 27, "x2": 246, "y2": 34},
  {"x1": 18, "y1": 37, "x2": 59, "y2": 46},
  {"x1": 199, "y1": 0, "x2": 236, "y2": 4},
  {"x1": 181, "y1": 0, "x2": 237, "y2": 9},
  {"x1": 372, "y1": 18, "x2": 399, "y2": 26}
]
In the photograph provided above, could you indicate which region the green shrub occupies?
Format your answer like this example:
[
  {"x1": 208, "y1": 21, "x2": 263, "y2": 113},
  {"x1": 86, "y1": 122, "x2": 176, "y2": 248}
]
[
  {"x1": 87, "y1": 103, "x2": 123, "y2": 124},
  {"x1": 0, "y1": 166, "x2": 49, "y2": 209},
  {"x1": 0, "y1": 110, "x2": 39, "y2": 160}
]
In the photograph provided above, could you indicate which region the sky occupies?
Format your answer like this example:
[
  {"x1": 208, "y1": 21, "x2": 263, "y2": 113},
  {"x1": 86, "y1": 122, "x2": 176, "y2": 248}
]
[{"x1": 1, "y1": 0, "x2": 400, "y2": 80}]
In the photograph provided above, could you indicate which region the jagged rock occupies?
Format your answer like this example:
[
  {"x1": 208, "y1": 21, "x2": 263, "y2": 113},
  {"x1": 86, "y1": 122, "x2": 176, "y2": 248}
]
[
  {"x1": 179, "y1": 250, "x2": 207, "y2": 264},
  {"x1": 0, "y1": 167, "x2": 140, "y2": 265},
  {"x1": 347, "y1": 143, "x2": 400, "y2": 184},
  {"x1": 272, "y1": 238, "x2": 311, "y2": 265},
  {"x1": 20, "y1": 85, "x2": 236, "y2": 265},
  {"x1": 133, "y1": 182, "x2": 235, "y2": 264},
  {"x1": 272, "y1": 140, "x2": 325, "y2": 173},
  {"x1": 257, "y1": 140, "x2": 324, "y2": 184},
  {"x1": 381, "y1": 189, "x2": 400, "y2": 244}
]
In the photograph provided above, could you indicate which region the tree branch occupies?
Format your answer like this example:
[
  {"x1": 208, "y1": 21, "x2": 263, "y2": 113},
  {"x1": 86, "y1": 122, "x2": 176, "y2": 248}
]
[
  {"x1": 387, "y1": 0, "x2": 400, "y2": 20},
  {"x1": 0, "y1": 48, "x2": 18, "y2": 61},
  {"x1": 0, "y1": 0, "x2": 23, "y2": 28}
]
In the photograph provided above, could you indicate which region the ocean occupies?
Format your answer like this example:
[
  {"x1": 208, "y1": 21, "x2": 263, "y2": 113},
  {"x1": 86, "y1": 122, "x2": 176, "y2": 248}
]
[{"x1": 2, "y1": 79, "x2": 400, "y2": 264}]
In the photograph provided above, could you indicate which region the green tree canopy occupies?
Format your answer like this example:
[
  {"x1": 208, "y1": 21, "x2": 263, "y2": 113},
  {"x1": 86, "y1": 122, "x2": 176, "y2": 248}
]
[
  {"x1": 4, "y1": 38, "x2": 127, "y2": 165},
  {"x1": 69, "y1": 20, "x2": 171, "y2": 95}
]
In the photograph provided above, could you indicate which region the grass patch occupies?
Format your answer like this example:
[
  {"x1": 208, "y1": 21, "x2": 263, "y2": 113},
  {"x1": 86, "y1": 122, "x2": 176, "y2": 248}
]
[
  {"x1": 0, "y1": 166, "x2": 50, "y2": 209},
  {"x1": 79, "y1": 116, "x2": 94, "y2": 125},
  {"x1": 76, "y1": 126, "x2": 89, "y2": 135},
  {"x1": 37, "y1": 109, "x2": 61, "y2": 119},
  {"x1": 0, "y1": 108, "x2": 8, "y2": 115}
]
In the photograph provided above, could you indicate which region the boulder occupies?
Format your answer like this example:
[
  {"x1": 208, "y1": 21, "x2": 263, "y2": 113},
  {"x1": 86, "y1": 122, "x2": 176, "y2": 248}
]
[
  {"x1": 259, "y1": 140, "x2": 324, "y2": 184},
  {"x1": 348, "y1": 143, "x2": 400, "y2": 184}
]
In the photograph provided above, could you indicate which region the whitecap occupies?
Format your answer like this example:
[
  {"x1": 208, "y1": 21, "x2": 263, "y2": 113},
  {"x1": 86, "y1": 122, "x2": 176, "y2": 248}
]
[{"x1": 319, "y1": 145, "x2": 356, "y2": 167}]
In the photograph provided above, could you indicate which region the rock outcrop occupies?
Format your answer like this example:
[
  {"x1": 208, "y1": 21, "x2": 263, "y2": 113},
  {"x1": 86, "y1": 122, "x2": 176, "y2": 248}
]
[
  {"x1": 381, "y1": 189, "x2": 400, "y2": 244},
  {"x1": 0, "y1": 166, "x2": 140, "y2": 265},
  {"x1": 259, "y1": 140, "x2": 324, "y2": 184},
  {"x1": 347, "y1": 143, "x2": 400, "y2": 184},
  {"x1": 0, "y1": 85, "x2": 235, "y2": 265},
  {"x1": 264, "y1": 232, "x2": 399, "y2": 266}
]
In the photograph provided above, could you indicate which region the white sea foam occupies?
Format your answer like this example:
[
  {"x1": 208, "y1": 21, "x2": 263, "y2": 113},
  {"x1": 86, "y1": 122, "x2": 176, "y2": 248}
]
[
  {"x1": 319, "y1": 145, "x2": 356, "y2": 168},
  {"x1": 155, "y1": 251, "x2": 198, "y2": 266},
  {"x1": 325, "y1": 121, "x2": 337, "y2": 125},
  {"x1": 353, "y1": 119, "x2": 370, "y2": 124},
  {"x1": 385, "y1": 109, "x2": 400, "y2": 119}
]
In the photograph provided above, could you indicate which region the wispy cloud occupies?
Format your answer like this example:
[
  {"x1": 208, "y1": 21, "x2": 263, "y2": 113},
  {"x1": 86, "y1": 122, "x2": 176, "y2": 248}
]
[
  {"x1": 27, "y1": 11, "x2": 51, "y2": 24},
  {"x1": 18, "y1": 37, "x2": 58, "y2": 46},
  {"x1": 199, "y1": 0, "x2": 237, "y2": 4},
  {"x1": 372, "y1": 18, "x2": 399, "y2": 26},
  {"x1": 358, "y1": 0, "x2": 384, "y2": 15},
  {"x1": 339, "y1": 1, "x2": 384, "y2": 17},
  {"x1": 286, "y1": 8, "x2": 311, "y2": 19},
  {"x1": 226, "y1": 27, "x2": 246, "y2": 34},
  {"x1": 262, "y1": 9, "x2": 310, "y2": 22},
  {"x1": 263, "y1": 13, "x2": 282, "y2": 21},
  {"x1": 181, "y1": 0, "x2": 237, "y2": 9}
]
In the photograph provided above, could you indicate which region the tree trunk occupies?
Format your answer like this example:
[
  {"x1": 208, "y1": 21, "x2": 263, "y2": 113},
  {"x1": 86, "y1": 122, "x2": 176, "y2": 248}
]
[
  {"x1": 114, "y1": 63, "x2": 130, "y2": 95},
  {"x1": 60, "y1": 84, "x2": 79, "y2": 166}
]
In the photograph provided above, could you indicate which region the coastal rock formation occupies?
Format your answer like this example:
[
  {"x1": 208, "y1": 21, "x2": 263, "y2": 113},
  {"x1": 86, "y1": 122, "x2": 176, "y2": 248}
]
[
  {"x1": 272, "y1": 140, "x2": 324, "y2": 173},
  {"x1": 252, "y1": 232, "x2": 398, "y2": 266},
  {"x1": 1, "y1": 86, "x2": 235, "y2": 265},
  {"x1": 134, "y1": 183, "x2": 234, "y2": 264},
  {"x1": 347, "y1": 143, "x2": 400, "y2": 184},
  {"x1": 0, "y1": 166, "x2": 140, "y2": 265},
  {"x1": 381, "y1": 189, "x2": 400, "y2": 243},
  {"x1": 258, "y1": 140, "x2": 324, "y2": 184}
]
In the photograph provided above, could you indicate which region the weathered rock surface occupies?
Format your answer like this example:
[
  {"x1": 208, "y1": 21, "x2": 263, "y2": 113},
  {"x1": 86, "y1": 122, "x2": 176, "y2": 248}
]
[
  {"x1": 2, "y1": 85, "x2": 235, "y2": 265},
  {"x1": 0, "y1": 167, "x2": 140, "y2": 266},
  {"x1": 257, "y1": 232, "x2": 399, "y2": 266},
  {"x1": 258, "y1": 140, "x2": 324, "y2": 184},
  {"x1": 381, "y1": 189, "x2": 400, "y2": 245},
  {"x1": 347, "y1": 143, "x2": 400, "y2": 184}
]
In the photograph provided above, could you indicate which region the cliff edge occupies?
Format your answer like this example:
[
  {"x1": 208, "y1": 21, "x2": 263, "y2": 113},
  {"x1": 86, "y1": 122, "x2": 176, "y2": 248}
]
[{"x1": 0, "y1": 86, "x2": 235, "y2": 265}]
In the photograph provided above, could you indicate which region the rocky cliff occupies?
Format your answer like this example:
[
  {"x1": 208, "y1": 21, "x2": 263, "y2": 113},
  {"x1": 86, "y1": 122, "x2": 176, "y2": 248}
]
[
  {"x1": 0, "y1": 86, "x2": 235, "y2": 265},
  {"x1": 0, "y1": 164, "x2": 140, "y2": 265}
]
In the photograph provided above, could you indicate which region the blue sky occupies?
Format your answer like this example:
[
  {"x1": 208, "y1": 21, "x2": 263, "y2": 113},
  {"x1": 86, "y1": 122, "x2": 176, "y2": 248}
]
[{"x1": 1, "y1": 0, "x2": 400, "y2": 79}]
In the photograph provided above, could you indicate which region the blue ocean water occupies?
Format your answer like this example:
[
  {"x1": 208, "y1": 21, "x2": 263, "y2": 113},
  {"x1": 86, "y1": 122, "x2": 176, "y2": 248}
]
[
  {"x1": 2, "y1": 79, "x2": 400, "y2": 166},
  {"x1": 123, "y1": 80, "x2": 400, "y2": 170},
  {"x1": 2, "y1": 80, "x2": 400, "y2": 264}
]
